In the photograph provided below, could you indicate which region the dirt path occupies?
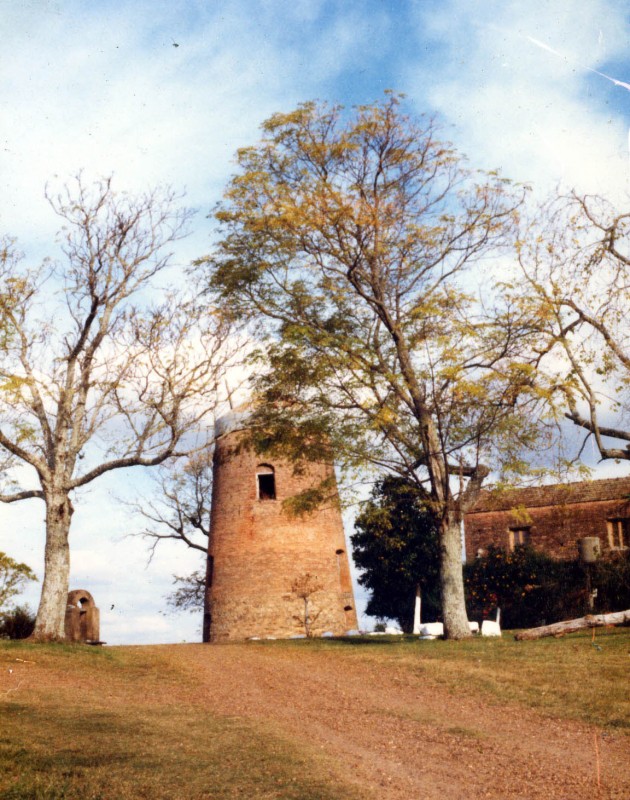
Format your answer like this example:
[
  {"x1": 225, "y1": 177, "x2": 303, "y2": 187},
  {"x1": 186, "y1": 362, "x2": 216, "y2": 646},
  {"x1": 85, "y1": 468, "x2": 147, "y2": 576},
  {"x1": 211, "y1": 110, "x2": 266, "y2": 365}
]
[{"x1": 159, "y1": 643, "x2": 629, "y2": 800}]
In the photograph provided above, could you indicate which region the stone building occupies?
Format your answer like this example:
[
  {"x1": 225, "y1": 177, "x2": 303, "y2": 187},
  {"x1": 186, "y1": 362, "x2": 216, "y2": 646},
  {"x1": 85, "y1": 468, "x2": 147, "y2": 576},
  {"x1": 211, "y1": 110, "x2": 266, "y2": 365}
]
[
  {"x1": 464, "y1": 476, "x2": 630, "y2": 561},
  {"x1": 206, "y1": 409, "x2": 357, "y2": 641}
]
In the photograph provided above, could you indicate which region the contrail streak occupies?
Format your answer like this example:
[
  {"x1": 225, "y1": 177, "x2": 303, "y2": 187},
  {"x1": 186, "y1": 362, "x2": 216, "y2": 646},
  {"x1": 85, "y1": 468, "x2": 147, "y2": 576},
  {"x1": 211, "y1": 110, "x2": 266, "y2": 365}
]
[
  {"x1": 526, "y1": 33, "x2": 630, "y2": 187},
  {"x1": 526, "y1": 35, "x2": 630, "y2": 92}
]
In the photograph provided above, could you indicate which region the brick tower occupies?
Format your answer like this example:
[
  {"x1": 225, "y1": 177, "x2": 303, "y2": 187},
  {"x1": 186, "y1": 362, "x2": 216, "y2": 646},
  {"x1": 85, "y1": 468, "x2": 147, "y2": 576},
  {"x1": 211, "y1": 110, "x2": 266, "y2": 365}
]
[{"x1": 206, "y1": 409, "x2": 357, "y2": 641}]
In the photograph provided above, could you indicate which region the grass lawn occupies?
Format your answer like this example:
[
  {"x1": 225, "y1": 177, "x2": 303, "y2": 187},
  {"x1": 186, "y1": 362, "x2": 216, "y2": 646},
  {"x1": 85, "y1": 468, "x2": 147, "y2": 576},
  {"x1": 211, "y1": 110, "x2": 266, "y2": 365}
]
[
  {"x1": 1, "y1": 629, "x2": 628, "y2": 799},
  {"x1": 300, "y1": 626, "x2": 630, "y2": 731},
  {"x1": 0, "y1": 642, "x2": 362, "y2": 800},
  {"x1": 414, "y1": 627, "x2": 630, "y2": 730}
]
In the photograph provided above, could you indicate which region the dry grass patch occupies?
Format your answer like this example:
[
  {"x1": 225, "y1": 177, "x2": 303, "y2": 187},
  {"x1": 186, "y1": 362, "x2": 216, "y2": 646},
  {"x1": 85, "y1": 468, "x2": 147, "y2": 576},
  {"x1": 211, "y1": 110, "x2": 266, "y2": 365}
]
[
  {"x1": 409, "y1": 627, "x2": 630, "y2": 731},
  {"x1": 296, "y1": 627, "x2": 630, "y2": 731},
  {"x1": 0, "y1": 642, "x2": 363, "y2": 800}
]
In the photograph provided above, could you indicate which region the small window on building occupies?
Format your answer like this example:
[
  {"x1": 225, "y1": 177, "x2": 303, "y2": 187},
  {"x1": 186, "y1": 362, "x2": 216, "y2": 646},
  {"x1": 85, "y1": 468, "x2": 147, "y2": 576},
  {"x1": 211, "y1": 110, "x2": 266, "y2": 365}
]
[
  {"x1": 256, "y1": 464, "x2": 276, "y2": 501},
  {"x1": 508, "y1": 527, "x2": 530, "y2": 551},
  {"x1": 607, "y1": 518, "x2": 629, "y2": 550}
]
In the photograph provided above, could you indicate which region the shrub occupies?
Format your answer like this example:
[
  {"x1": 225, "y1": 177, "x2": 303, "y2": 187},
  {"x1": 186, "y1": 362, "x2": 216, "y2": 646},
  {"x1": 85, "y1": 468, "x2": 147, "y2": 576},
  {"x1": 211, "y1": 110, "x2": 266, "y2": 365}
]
[
  {"x1": 591, "y1": 550, "x2": 630, "y2": 612},
  {"x1": 464, "y1": 546, "x2": 630, "y2": 629},
  {"x1": 0, "y1": 604, "x2": 36, "y2": 639}
]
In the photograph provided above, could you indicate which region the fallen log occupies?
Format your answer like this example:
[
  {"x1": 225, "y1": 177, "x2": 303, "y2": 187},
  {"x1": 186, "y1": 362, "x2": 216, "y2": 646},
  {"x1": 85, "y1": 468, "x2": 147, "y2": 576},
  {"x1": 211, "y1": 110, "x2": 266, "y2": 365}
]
[{"x1": 515, "y1": 609, "x2": 630, "y2": 641}]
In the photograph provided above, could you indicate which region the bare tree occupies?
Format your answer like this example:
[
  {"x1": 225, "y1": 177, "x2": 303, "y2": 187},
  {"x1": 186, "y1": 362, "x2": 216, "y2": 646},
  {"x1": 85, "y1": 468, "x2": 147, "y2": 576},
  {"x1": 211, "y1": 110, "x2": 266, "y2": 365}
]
[
  {"x1": 136, "y1": 450, "x2": 213, "y2": 559},
  {"x1": 290, "y1": 573, "x2": 324, "y2": 638},
  {"x1": 0, "y1": 176, "x2": 235, "y2": 640},
  {"x1": 517, "y1": 192, "x2": 630, "y2": 461},
  {"x1": 131, "y1": 450, "x2": 214, "y2": 640}
]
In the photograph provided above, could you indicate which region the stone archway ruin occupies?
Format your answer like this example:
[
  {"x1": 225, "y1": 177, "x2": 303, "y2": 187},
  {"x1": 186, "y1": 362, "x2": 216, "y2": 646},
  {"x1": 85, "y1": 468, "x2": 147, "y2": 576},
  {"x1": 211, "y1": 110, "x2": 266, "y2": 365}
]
[{"x1": 64, "y1": 589, "x2": 100, "y2": 643}]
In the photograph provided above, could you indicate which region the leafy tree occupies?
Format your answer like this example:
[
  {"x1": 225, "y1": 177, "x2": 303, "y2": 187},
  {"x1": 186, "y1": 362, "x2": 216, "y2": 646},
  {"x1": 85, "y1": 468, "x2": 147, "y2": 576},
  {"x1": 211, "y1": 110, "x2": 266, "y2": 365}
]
[
  {"x1": 591, "y1": 551, "x2": 630, "y2": 612},
  {"x1": 517, "y1": 192, "x2": 630, "y2": 460},
  {"x1": 132, "y1": 450, "x2": 213, "y2": 640},
  {"x1": 0, "y1": 176, "x2": 236, "y2": 641},
  {"x1": 351, "y1": 476, "x2": 440, "y2": 632},
  {"x1": 0, "y1": 552, "x2": 37, "y2": 613},
  {"x1": 201, "y1": 95, "x2": 543, "y2": 638}
]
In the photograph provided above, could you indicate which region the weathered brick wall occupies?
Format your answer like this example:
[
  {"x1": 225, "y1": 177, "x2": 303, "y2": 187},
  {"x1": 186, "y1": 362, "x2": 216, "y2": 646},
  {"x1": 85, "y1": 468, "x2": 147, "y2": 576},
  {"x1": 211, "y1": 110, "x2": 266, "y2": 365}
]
[
  {"x1": 207, "y1": 426, "x2": 357, "y2": 641},
  {"x1": 465, "y1": 496, "x2": 630, "y2": 561}
]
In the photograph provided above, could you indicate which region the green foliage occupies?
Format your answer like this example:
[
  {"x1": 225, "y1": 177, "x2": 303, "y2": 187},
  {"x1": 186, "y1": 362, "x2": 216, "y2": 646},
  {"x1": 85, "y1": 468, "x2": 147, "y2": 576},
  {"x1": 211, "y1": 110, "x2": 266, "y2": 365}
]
[
  {"x1": 590, "y1": 551, "x2": 630, "y2": 612},
  {"x1": 202, "y1": 94, "x2": 538, "y2": 485},
  {"x1": 0, "y1": 603, "x2": 36, "y2": 639},
  {"x1": 351, "y1": 476, "x2": 441, "y2": 631},
  {"x1": 465, "y1": 545, "x2": 630, "y2": 628},
  {"x1": 0, "y1": 552, "x2": 37, "y2": 613}
]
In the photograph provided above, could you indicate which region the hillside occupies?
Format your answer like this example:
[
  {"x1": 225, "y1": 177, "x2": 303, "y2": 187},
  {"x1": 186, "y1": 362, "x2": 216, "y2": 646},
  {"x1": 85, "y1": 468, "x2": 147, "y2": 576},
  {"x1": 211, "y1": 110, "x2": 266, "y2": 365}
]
[{"x1": 1, "y1": 633, "x2": 629, "y2": 799}]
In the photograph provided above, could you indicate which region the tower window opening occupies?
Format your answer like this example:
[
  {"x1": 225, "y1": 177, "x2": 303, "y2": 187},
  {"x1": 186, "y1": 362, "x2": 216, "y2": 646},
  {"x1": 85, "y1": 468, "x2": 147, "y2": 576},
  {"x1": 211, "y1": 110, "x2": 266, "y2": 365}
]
[{"x1": 257, "y1": 465, "x2": 276, "y2": 500}]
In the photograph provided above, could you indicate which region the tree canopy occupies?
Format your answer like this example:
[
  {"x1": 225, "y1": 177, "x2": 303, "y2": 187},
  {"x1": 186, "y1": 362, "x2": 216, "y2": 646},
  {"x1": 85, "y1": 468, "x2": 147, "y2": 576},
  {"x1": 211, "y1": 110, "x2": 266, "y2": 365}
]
[{"x1": 201, "y1": 95, "x2": 544, "y2": 638}]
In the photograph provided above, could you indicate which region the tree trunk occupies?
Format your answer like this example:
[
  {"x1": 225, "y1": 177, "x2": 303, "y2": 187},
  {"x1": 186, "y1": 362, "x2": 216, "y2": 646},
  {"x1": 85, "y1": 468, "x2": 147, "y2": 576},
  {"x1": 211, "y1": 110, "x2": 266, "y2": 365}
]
[
  {"x1": 439, "y1": 519, "x2": 471, "y2": 639},
  {"x1": 31, "y1": 492, "x2": 73, "y2": 641},
  {"x1": 515, "y1": 610, "x2": 630, "y2": 641}
]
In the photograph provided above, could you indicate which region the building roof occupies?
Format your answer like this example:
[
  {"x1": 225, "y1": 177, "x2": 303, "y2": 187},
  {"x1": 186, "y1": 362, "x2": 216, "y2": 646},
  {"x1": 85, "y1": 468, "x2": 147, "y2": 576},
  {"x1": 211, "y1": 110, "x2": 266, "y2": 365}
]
[{"x1": 468, "y1": 476, "x2": 630, "y2": 514}]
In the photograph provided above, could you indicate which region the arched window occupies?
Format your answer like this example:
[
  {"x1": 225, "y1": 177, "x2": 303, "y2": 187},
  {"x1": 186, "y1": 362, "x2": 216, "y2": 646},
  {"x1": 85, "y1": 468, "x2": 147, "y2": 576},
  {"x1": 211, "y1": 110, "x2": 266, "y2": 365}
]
[{"x1": 256, "y1": 464, "x2": 276, "y2": 501}]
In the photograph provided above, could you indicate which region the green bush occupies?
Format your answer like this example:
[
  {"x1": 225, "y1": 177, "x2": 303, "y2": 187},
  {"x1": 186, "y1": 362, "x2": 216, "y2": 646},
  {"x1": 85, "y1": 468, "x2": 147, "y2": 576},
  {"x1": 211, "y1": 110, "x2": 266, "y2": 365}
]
[
  {"x1": 591, "y1": 551, "x2": 630, "y2": 612},
  {"x1": 0, "y1": 604, "x2": 36, "y2": 639},
  {"x1": 465, "y1": 546, "x2": 630, "y2": 629}
]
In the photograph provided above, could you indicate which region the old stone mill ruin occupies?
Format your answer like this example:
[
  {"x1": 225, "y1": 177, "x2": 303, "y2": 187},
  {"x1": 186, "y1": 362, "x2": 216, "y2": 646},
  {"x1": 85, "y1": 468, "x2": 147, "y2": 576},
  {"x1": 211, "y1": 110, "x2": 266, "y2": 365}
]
[{"x1": 205, "y1": 408, "x2": 358, "y2": 641}]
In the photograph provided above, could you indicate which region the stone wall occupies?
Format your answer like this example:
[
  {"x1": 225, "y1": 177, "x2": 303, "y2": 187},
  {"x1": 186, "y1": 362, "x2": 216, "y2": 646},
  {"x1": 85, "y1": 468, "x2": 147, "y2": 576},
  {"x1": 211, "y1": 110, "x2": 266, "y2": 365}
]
[
  {"x1": 207, "y1": 423, "x2": 357, "y2": 641},
  {"x1": 464, "y1": 477, "x2": 630, "y2": 561}
]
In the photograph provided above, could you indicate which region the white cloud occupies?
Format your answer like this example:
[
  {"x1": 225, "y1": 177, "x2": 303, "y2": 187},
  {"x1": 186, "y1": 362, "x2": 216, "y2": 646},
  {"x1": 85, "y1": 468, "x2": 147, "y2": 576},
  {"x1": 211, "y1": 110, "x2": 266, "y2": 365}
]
[
  {"x1": 407, "y1": 0, "x2": 630, "y2": 199},
  {"x1": 0, "y1": 1, "x2": 390, "y2": 257}
]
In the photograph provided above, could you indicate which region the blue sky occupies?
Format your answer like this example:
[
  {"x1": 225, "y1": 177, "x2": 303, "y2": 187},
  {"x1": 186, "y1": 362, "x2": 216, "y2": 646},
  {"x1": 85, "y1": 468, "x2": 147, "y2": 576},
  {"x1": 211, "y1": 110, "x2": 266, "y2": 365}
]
[{"x1": 2, "y1": 0, "x2": 630, "y2": 644}]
